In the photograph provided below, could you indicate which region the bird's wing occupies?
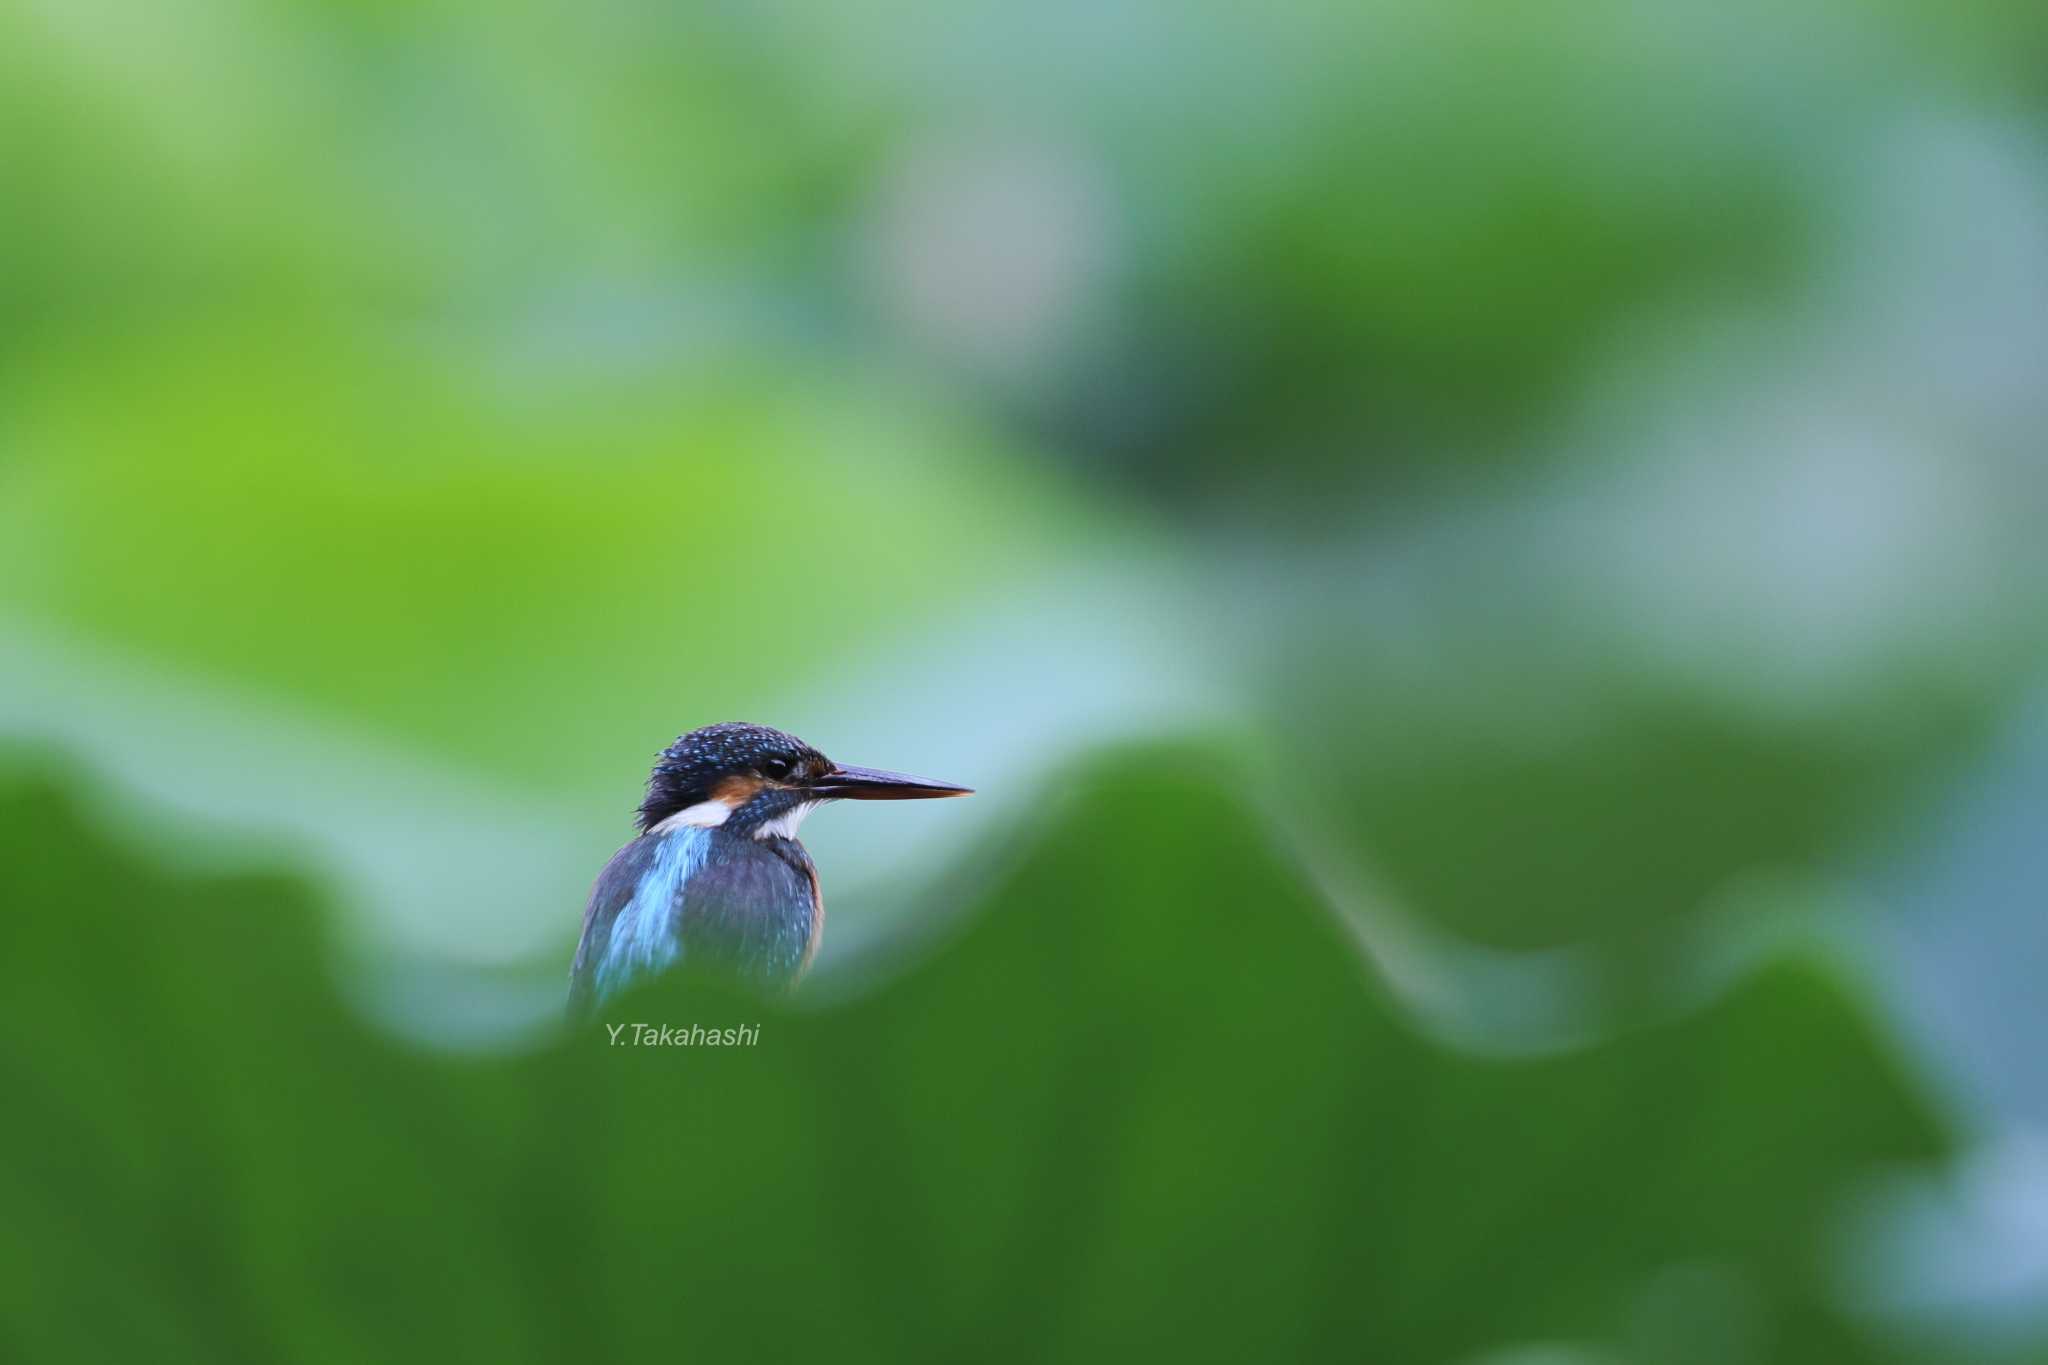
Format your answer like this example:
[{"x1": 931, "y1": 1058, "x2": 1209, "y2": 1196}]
[{"x1": 566, "y1": 834, "x2": 663, "y2": 1020}]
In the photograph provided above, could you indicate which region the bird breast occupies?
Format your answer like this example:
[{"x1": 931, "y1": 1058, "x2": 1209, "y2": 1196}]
[{"x1": 587, "y1": 826, "x2": 820, "y2": 1005}]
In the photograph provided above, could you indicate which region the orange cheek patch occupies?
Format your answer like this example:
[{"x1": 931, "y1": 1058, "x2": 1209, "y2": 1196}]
[{"x1": 711, "y1": 774, "x2": 767, "y2": 808}]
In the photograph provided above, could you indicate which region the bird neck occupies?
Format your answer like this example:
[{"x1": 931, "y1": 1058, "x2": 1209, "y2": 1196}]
[
  {"x1": 730, "y1": 787, "x2": 821, "y2": 842},
  {"x1": 647, "y1": 785, "x2": 820, "y2": 843}
]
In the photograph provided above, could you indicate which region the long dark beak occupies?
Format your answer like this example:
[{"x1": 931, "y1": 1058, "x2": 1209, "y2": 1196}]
[{"x1": 812, "y1": 764, "x2": 974, "y2": 801}]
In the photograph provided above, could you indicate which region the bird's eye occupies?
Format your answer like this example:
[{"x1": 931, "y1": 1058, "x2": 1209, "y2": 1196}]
[{"x1": 760, "y1": 756, "x2": 794, "y2": 780}]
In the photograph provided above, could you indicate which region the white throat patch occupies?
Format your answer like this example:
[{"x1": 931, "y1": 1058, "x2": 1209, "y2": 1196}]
[
  {"x1": 752, "y1": 801, "x2": 820, "y2": 842},
  {"x1": 650, "y1": 799, "x2": 732, "y2": 834}
]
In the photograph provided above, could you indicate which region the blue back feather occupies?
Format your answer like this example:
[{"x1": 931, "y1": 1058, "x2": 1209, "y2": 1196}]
[{"x1": 593, "y1": 826, "x2": 713, "y2": 1005}]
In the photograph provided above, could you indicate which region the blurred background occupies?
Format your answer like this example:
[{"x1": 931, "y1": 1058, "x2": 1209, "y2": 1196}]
[{"x1": 4, "y1": 0, "x2": 2047, "y2": 1360}]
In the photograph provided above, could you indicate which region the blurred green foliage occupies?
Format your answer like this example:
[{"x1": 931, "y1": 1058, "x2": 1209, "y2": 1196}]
[
  {"x1": 0, "y1": 318, "x2": 1106, "y2": 790},
  {"x1": 1271, "y1": 646, "x2": 2002, "y2": 980},
  {"x1": 6, "y1": 0, "x2": 2048, "y2": 1358},
  {"x1": 0, "y1": 753, "x2": 1943, "y2": 1363}
]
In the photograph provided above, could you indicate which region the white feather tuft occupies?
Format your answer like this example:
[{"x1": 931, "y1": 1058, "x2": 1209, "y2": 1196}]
[
  {"x1": 651, "y1": 799, "x2": 732, "y2": 833},
  {"x1": 752, "y1": 801, "x2": 820, "y2": 842}
]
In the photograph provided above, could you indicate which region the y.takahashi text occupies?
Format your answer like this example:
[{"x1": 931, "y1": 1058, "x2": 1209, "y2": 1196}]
[{"x1": 607, "y1": 1022, "x2": 759, "y2": 1047}]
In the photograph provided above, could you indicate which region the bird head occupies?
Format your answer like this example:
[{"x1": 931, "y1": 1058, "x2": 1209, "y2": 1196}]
[{"x1": 637, "y1": 722, "x2": 972, "y2": 840}]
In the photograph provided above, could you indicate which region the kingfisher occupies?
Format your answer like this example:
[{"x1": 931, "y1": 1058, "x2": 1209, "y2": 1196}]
[{"x1": 568, "y1": 722, "x2": 971, "y2": 1016}]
